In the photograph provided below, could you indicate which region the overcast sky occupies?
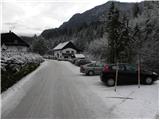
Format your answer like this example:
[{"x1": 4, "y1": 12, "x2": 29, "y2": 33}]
[{"x1": 1, "y1": 0, "x2": 143, "y2": 36}]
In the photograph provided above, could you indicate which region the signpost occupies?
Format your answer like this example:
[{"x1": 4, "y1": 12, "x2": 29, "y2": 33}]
[
  {"x1": 114, "y1": 62, "x2": 119, "y2": 92},
  {"x1": 138, "y1": 54, "x2": 141, "y2": 88}
]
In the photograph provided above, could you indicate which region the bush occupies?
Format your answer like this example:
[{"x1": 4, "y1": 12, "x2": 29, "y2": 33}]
[
  {"x1": 1, "y1": 52, "x2": 44, "y2": 92},
  {"x1": 1, "y1": 64, "x2": 39, "y2": 92}
]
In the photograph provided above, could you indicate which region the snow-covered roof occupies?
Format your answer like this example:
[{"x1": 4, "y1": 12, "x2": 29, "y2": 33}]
[
  {"x1": 75, "y1": 54, "x2": 85, "y2": 58},
  {"x1": 53, "y1": 41, "x2": 70, "y2": 50}
]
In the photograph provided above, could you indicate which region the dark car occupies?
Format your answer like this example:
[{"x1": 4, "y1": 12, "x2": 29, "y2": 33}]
[
  {"x1": 75, "y1": 59, "x2": 83, "y2": 65},
  {"x1": 75, "y1": 59, "x2": 91, "y2": 66},
  {"x1": 72, "y1": 58, "x2": 84, "y2": 64},
  {"x1": 100, "y1": 63, "x2": 158, "y2": 86},
  {"x1": 80, "y1": 62, "x2": 105, "y2": 75}
]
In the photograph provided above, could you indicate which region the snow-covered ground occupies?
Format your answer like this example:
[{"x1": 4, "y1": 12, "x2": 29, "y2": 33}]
[
  {"x1": 1, "y1": 61, "x2": 49, "y2": 117},
  {"x1": 60, "y1": 61, "x2": 159, "y2": 119},
  {"x1": 1, "y1": 60, "x2": 159, "y2": 119}
]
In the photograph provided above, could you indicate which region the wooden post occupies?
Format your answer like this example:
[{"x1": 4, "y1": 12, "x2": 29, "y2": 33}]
[
  {"x1": 115, "y1": 62, "x2": 119, "y2": 92},
  {"x1": 138, "y1": 54, "x2": 141, "y2": 88}
]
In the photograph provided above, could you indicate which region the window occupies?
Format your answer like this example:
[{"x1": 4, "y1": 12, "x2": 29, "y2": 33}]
[
  {"x1": 66, "y1": 51, "x2": 70, "y2": 53},
  {"x1": 87, "y1": 63, "x2": 95, "y2": 67},
  {"x1": 95, "y1": 63, "x2": 104, "y2": 67},
  {"x1": 112, "y1": 65, "x2": 125, "y2": 71},
  {"x1": 99, "y1": 64, "x2": 104, "y2": 67},
  {"x1": 125, "y1": 64, "x2": 137, "y2": 71}
]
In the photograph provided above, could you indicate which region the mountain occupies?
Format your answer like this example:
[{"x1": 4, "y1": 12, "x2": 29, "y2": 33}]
[
  {"x1": 41, "y1": 1, "x2": 137, "y2": 39},
  {"x1": 40, "y1": 1, "x2": 149, "y2": 48},
  {"x1": 59, "y1": 1, "x2": 136, "y2": 30},
  {"x1": 38, "y1": 1, "x2": 158, "y2": 72}
]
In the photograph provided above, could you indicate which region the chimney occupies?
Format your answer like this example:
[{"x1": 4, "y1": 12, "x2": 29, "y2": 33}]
[{"x1": 9, "y1": 30, "x2": 11, "y2": 33}]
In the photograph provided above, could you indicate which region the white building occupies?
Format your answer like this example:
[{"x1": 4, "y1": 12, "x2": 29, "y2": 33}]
[
  {"x1": 53, "y1": 41, "x2": 80, "y2": 60},
  {"x1": 1, "y1": 31, "x2": 29, "y2": 52}
]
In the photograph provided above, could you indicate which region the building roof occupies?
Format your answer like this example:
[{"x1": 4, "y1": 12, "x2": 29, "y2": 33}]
[
  {"x1": 54, "y1": 41, "x2": 70, "y2": 50},
  {"x1": 1, "y1": 32, "x2": 29, "y2": 47},
  {"x1": 75, "y1": 54, "x2": 85, "y2": 58},
  {"x1": 53, "y1": 41, "x2": 80, "y2": 51}
]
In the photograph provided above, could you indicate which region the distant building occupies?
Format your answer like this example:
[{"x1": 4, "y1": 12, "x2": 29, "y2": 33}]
[
  {"x1": 53, "y1": 41, "x2": 80, "y2": 59},
  {"x1": 1, "y1": 31, "x2": 29, "y2": 52}
]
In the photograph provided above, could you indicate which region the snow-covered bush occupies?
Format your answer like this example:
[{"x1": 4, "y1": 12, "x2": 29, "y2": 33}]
[
  {"x1": 1, "y1": 52, "x2": 44, "y2": 72},
  {"x1": 43, "y1": 55, "x2": 55, "y2": 59},
  {"x1": 1, "y1": 52, "x2": 44, "y2": 92}
]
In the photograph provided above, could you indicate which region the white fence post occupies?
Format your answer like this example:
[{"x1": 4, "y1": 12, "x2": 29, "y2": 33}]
[
  {"x1": 138, "y1": 54, "x2": 141, "y2": 88},
  {"x1": 114, "y1": 62, "x2": 119, "y2": 92}
]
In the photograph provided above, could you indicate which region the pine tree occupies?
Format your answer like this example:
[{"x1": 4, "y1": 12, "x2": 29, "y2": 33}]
[
  {"x1": 106, "y1": 3, "x2": 133, "y2": 63},
  {"x1": 132, "y1": 3, "x2": 140, "y2": 18},
  {"x1": 106, "y1": 2, "x2": 121, "y2": 63}
]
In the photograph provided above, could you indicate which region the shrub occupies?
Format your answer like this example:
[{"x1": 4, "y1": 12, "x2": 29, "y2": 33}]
[{"x1": 1, "y1": 52, "x2": 44, "y2": 92}]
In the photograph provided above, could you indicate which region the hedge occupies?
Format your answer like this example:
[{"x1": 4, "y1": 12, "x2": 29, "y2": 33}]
[{"x1": 1, "y1": 52, "x2": 44, "y2": 92}]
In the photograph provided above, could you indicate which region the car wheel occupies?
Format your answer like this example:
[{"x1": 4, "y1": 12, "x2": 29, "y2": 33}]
[
  {"x1": 88, "y1": 71, "x2": 94, "y2": 76},
  {"x1": 85, "y1": 72, "x2": 89, "y2": 76},
  {"x1": 144, "y1": 77, "x2": 153, "y2": 85},
  {"x1": 106, "y1": 78, "x2": 115, "y2": 87}
]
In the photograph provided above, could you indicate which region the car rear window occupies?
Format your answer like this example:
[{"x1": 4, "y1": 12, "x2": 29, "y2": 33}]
[
  {"x1": 84, "y1": 60, "x2": 90, "y2": 62},
  {"x1": 125, "y1": 64, "x2": 137, "y2": 71},
  {"x1": 87, "y1": 63, "x2": 95, "y2": 67},
  {"x1": 95, "y1": 63, "x2": 104, "y2": 67},
  {"x1": 111, "y1": 65, "x2": 125, "y2": 71}
]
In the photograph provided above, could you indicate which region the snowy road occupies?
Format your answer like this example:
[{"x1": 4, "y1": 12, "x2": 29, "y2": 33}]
[
  {"x1": 2, "y1": 60, "x2": 115, "y2": 118},
  {"x1": 1, "y1": 60, "x2": 159, "y2": 119}
]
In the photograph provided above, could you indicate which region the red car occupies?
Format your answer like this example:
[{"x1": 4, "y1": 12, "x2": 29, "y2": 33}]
[{"x1": 100, "y1": 63, "x2": 158, "y2": 86}]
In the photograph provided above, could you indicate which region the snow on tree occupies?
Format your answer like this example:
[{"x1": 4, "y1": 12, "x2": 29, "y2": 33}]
[
  {"x1": 1, "y1": 52, "x2": 44, "y2": 72},
  {"x1": 85, "y1": 33, "x2": 108, "y2": 61},
  {"x1": 129, "y1": 1, "x2": 159, "y2": 72},
  {"x1": 106, "y1": 2, "x2": 133, "y2": 63}
]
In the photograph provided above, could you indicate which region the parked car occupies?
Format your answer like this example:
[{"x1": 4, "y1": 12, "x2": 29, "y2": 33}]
[
  {"x1": 43, "y1": 55, "x2": 55, "y2": 60},
  {"x1": 71, "y1": 58, "x2": 84, "y2": 64},
  {"x1": 80, "y1": 62, "x2": 105, "y2": 75},
  {"x1": 75, "y1": 59, "x2": 91, "y2": 66},
  {"x1": 68, "y1": 58, "x2": 73, "y2": 63},
  {"x1": 100, "y1": 63, "x2": 158, "y2": 86},
  {"x1": 57, "y1": 58, "x2": 63, "y2": 61},
  {"x1": 74, "y1": 59, "x2": 81, "y2": 65}
]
